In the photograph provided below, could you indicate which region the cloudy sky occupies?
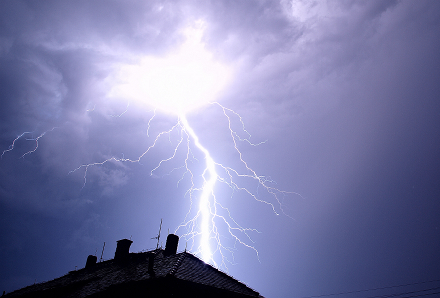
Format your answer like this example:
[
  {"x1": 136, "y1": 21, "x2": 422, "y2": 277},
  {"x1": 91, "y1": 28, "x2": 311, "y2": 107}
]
[{"x1": 1, "y1": 1, "x2": 440, "y2": 297}]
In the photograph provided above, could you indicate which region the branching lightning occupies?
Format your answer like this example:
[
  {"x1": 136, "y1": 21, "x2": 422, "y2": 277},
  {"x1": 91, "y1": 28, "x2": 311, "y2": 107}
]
[
  {"x1": 2, "y1": 102, "x2": 301, "y2": 269},
  {"x1": 1, "y1": 21, "x2": 303, "y2": 270},
  {"x1": 179, "y1": 113, "x2": 218, "y2": 264},
  {"x1": 1, "y1": 132, "x2": 30, "y2": 159},
  {"x1": 68, "y1": 102, "x2": 301, "y2": 269},
  {"x1": 175, "y1": 103, "x2": 301, "y2": 268},
  {"x1": 1, "y1": 128, "x2": 57, "y2": 159}
]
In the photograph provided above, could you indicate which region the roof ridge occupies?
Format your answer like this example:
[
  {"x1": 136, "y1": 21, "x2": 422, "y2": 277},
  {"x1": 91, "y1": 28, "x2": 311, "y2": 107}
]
[{"x1": 167, "y1": 252, "x2": 187, "y2": 276}]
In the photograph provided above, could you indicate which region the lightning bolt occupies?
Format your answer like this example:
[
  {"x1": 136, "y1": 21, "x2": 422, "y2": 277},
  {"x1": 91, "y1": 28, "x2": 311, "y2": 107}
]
[
  {"x1": 1, "y1": 128, "x2": 57, "y2": 159},
  {"x1": 179, "y1": 114, "x2": 216, "y2": 263},
  {"x1": 70, "y1": 102, "x2": 302, "y2": 269},
  {"x1": 176, "y1": 103, "x2": 302, "y2": 268},
  {"x1": 1, "y1": 132, "x2": 30, "y2": 159},
  {"x1": 2, "y1": 21, "x2": 303, "y2": 270}
]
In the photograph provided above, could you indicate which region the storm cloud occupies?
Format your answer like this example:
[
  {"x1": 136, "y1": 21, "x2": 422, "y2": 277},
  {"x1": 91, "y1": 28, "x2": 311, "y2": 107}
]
[{"x1": 1, "y1": 1, "x2": 440, "y2": 297}]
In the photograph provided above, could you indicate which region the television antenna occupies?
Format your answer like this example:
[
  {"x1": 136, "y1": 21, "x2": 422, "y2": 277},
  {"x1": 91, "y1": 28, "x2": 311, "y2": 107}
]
[{"x1": 151, "y1": 219, "x2": 162, "y2": 249}]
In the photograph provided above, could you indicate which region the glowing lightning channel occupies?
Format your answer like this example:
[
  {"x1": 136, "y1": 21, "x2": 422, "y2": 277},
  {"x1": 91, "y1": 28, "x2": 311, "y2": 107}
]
[
  {"x1": 2, "y1": 21, "x2": 303, "y2": 269},
  {"x1": 63, "y1": 101, "x2": 303, "y2": 270},
  {"x1": 103, "y1": 19, "x2": 303, "y2": 267},
  {"x1": 1, "y1": 132, "x2": 30, "y2": 159},
  {"x1": 20, "y1": 128, "x2": 57, "y2": 159},
  {"x1": 174, "y1": 104, "x2": 302, "y2": 268},
  {"x1": 1, "y1": 128, "x2": 57, "y2": 159},
  {"x1": 179, "y1": 114, "x2": 216, "y2": 263}
]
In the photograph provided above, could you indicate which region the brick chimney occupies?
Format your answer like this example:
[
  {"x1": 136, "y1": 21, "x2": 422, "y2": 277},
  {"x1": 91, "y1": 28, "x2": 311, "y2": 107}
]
[
  {"x1": 164, "y1": 234, "x2": 179, "y2": 257},
  {"x1": 114, "y1": 239, "x2": 133, "y2": 261},
  {"x1": 85, "y1": 255, "x2": 97, "y2": 269}
]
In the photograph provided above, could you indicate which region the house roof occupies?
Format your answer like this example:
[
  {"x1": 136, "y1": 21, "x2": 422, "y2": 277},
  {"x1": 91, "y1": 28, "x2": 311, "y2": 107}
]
[{"x1": 6, "y1": 249, "x2": 263, "y2": 297}]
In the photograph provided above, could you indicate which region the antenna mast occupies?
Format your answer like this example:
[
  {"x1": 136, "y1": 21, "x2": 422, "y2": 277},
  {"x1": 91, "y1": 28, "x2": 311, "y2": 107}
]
[
  {"x1": 152, "y1": 219, "x2": 162, "y2": 249},
  {"x1": 99, "y1": 242, "x2": 106, "y2": 262}
]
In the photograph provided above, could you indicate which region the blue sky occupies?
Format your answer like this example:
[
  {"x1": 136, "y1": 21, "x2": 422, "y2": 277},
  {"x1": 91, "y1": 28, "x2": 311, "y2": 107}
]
[{"x1": 1, "y1": 1, "x2": 440, "y2": 297}]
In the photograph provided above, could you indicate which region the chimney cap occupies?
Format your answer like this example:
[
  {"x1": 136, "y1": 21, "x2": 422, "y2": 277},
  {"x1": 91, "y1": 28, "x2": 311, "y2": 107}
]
[{"x1": 117, "y1": 238, "x2": 133, "y2": 244}]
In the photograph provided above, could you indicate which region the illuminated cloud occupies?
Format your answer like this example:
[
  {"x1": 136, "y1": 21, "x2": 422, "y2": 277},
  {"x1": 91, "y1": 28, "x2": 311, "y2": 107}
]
[{"x1": 111, "y1": 22, "x2": 231, "y2": 115}]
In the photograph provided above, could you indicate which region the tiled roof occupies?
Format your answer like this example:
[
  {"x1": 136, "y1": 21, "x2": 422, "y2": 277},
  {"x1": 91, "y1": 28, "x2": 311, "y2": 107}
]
[
  {"x1": 6, "y1": 249, "x2": 263, "y2": 297},
  {"x1": 171, "y1": 252, "x2": 260, "y2": 296}
]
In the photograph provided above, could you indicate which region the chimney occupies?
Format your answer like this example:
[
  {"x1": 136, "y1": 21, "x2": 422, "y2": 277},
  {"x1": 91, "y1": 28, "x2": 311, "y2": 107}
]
[
  {"x1": 114, "y1": 239, "x2": 133, "y2": 261},
  {"x1": 164, "y1": 234, "x2": 179, "y2": 257},
  {"x1": 85, "y1": 255, "x2": 97, "y2": 269}
]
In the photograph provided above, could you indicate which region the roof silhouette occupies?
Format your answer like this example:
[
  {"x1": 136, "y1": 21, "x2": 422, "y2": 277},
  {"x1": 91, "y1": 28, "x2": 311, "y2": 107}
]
[{"x1": 5, "y1": 247, "x2": 263, "y2": 298}]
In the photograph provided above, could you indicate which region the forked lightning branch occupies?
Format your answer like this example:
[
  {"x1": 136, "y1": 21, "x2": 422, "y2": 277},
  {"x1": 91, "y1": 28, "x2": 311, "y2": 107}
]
[
  {"x1": 69, "y1": 103, "x2": 298, "y2": 269},
  {"x1": 1, "y1": 22, "x2": 302, "y2": 270}
]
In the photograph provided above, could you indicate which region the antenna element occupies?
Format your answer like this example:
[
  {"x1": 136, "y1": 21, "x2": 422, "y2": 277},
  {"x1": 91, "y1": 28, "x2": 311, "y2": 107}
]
[
  {"x1": 100, "y1": 242, "x2": 106, "y2": 262},
  {"x1": 151, "y1": 219, "x2": 162, "y2": 249}
]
